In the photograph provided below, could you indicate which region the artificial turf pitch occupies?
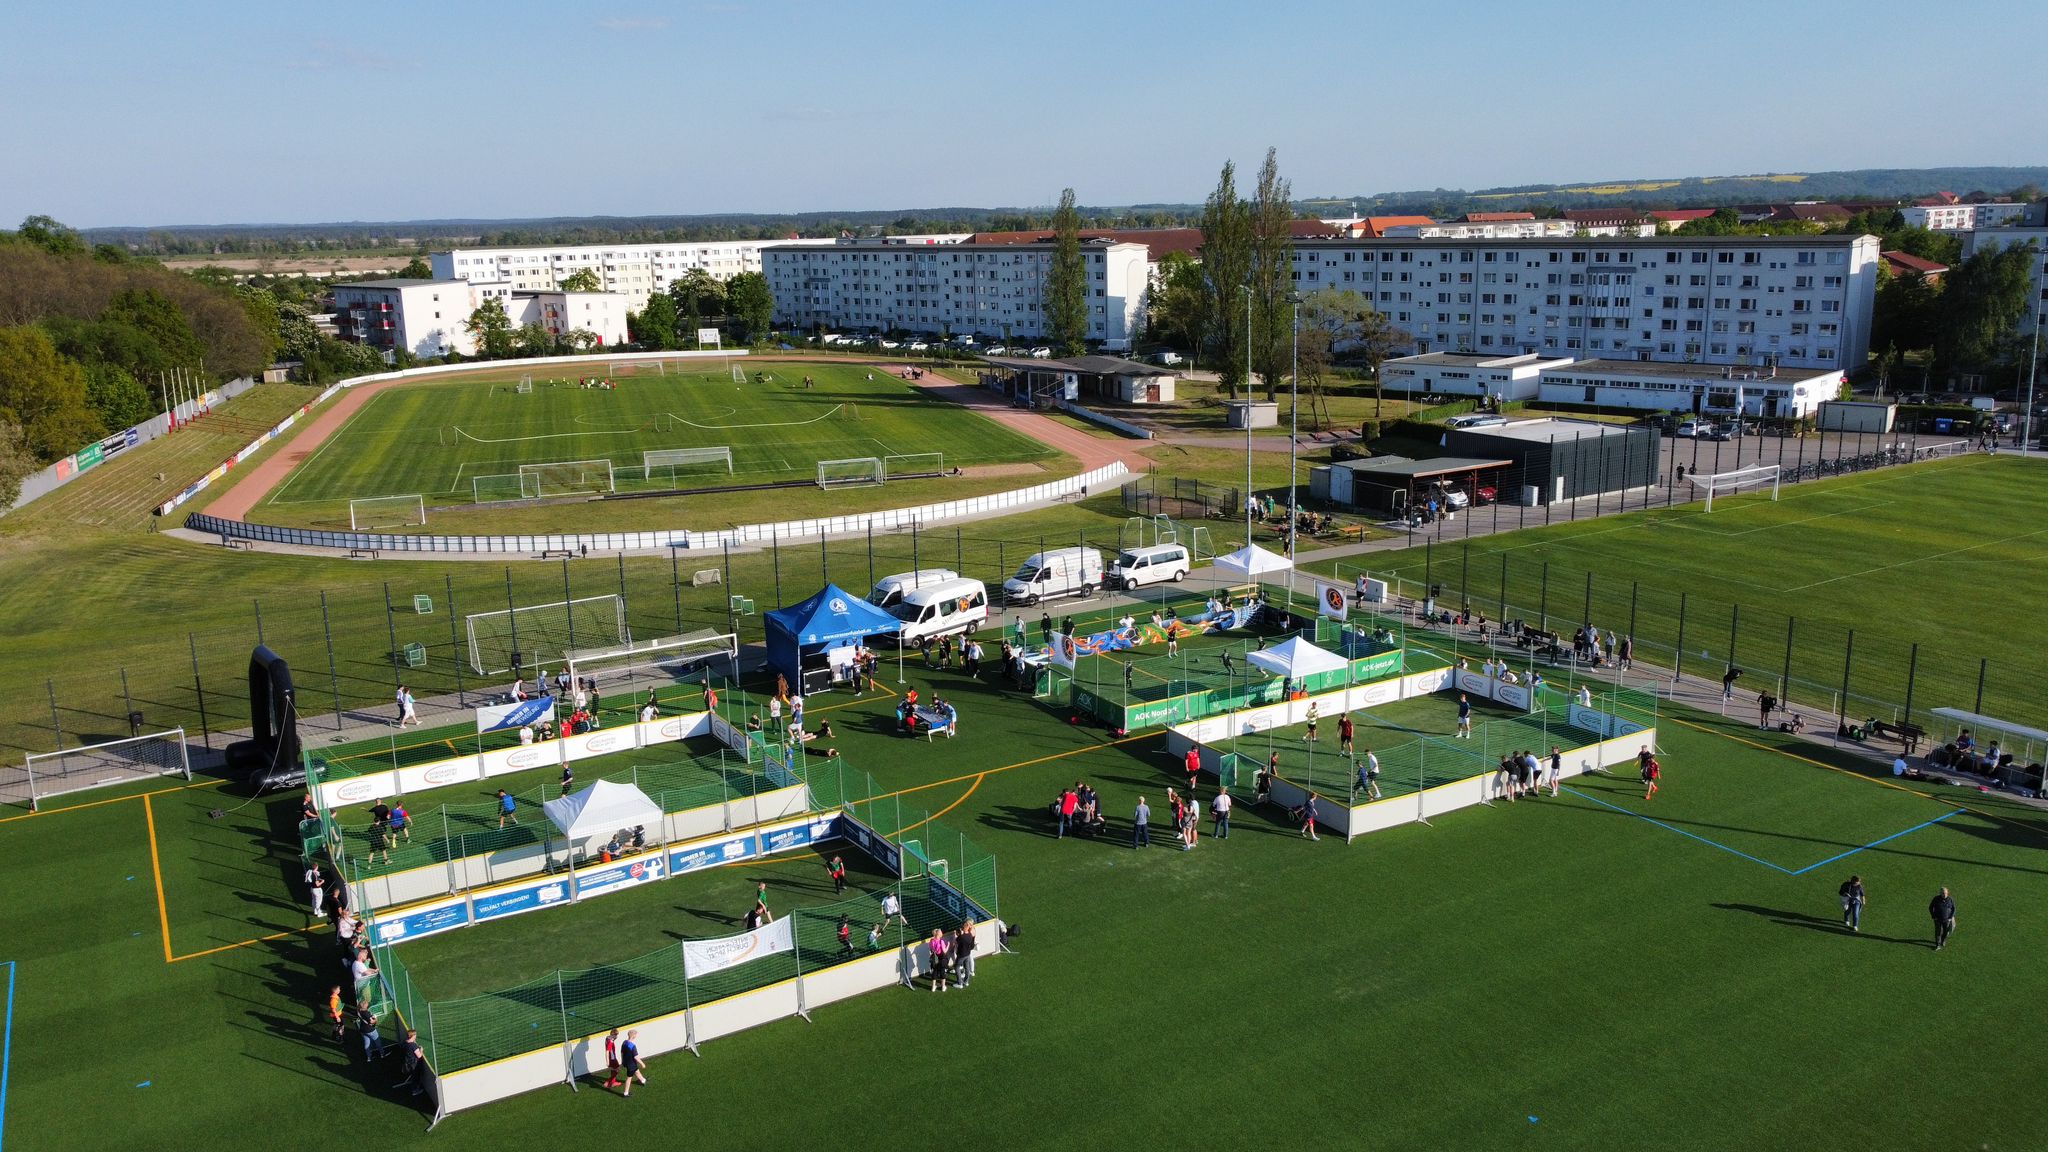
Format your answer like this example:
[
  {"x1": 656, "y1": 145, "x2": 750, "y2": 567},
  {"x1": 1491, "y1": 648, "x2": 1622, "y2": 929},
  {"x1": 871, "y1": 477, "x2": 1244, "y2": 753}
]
[{"x1": 6, "y1": 659, "x2": 2048, "y2": 1150}]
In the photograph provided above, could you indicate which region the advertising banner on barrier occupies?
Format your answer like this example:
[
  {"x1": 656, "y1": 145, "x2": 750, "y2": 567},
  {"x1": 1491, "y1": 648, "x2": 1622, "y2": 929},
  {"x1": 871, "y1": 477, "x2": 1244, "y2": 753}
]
[
  {"x1": 759, "y1": 816, "x2": 835, "y2": 856},
  {"x1": 682, "y1": 915, "x2": 794, "y2": 978},
  {"x1": 471, "y1": 876, "x2": 571, "y2": 924},
  {"x1": 1568, "y1": 704, "x2": 1647, "y2": 739},
  {"x1": 1496, "y1": 682, "x2": 1534, "y2": 712},
  {"x1": 369, "y1": 896, "x2": 472, "y2": 945},
  {"x1": 478, "y1": 696, "x2": 556, "y2": 734},
  {"x1": 670, "y1": 832, "x2": 759, "y2": 878},
  {"x1": 1357, "y1": 576, "x2": 1389, "y2": 603},
  {"x1": 574, "y1": 854, "x2": 665, "y2": 898},
  {"x1": 835, "y1": 813, "x2": 901, "y2": 878},
  {"x1": 927, "y1": 874, "x2": 996, "y2": 925},
  {"x1": 1317, "y1": 582, "x2": 1350, "y2": 622}
]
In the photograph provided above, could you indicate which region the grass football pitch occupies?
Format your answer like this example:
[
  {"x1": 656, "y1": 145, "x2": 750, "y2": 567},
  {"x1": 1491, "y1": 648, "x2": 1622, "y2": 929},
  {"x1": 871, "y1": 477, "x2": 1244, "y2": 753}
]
[
  {"x1": 257, "y1": 360, "x2": 1057, "y2": 525},
  {"x1": 6, "y1": 665, "x2": 2048, "y2": 1150}
]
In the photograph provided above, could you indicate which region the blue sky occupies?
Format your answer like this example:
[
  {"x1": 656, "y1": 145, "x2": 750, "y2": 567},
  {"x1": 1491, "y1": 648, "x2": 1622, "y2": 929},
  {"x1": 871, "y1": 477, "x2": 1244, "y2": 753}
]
[{"x1": 2, "y1": 0, "x2": 2044, "y2": 227}]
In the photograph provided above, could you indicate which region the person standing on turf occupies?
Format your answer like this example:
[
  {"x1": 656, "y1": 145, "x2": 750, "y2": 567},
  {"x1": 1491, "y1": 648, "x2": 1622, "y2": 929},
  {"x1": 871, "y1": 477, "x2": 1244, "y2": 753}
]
[
  {"x1": 1184, "y1": 746, "x2": 1202, "y2": 796},
  {"x1": 1359, "y1": 748, "x2": 1381, "y2": 800},
  {"x1": 560, "y1": 762, "x2": 574, "y2": 797},
  {"x1": 1300, "y1": 793, "x2": 1320, "y2": 840},
  {"x1": 1039, "y1": 612, "x2": 1052, "y2": 646},
  {"x1": 1456, "y1": 694, "x2": 1472, "y2": 739},
  {"x1": 1058, "y1": 785, "x2": 1078, "y2": 838},
  {"x1": 838, "y1": 914, "x2": 855, "y2": 955},
  {"x1": 327, "y1": 985, "x2": 346, "y2": 1041},
  {"x1": 1133, "y1": 796, "x2": 1150, "y2": 848},
  {"x1": 603, "y1": 1028, "x2": 622, "y2": 1088},
  {"x1": 1758, "y1": 690, "x2": 1778, "y2": 730},
  {"x1": 619, "y1": 1029, "x2": 646, "y2": 1096},
  {"x1": 1930, "y1": 888, "x2": 1956, "y2": 950},
  {"x1": 1548, "y1": 746, "x2": 1563, "y2": 797},
  {"x1": 1620, "y1": 635, "x2": 1633, "y2": 670},
  {"x1": 1839, "y1": 874, "x2": 1867, "y2": 932},
  {"x1": 1338, "y1": 712, "x2": 1355, "y2": 756},
  {"x1": 356, "y1": 998, "x2": 385, "y2": 1061},
  {"x1": 955, "y1": 919, "x2": 978, "y2": 987},
  {"x1": 1211, "y1": 788, "x2": 1232, "y2": 840},
  {"x1": 1642, "y1": 754, "x2": 1661, "y2": 799},
  {"x1": 702, "y1": 679, "x2": 718, "y2": 714},
  {"x1": 827, "y1": 854, "x2": 847, "y2": 895},
  {"x1": 1304, "y1": 701, "x2": 1320, "y2": 744},
  {"x1": 497, "y1": 789, "x2": 518, "y2": 828}
]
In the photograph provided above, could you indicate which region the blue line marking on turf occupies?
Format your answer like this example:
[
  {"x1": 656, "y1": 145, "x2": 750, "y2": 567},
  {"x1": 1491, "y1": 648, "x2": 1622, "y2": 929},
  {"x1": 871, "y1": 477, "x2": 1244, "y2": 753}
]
[
  {"x1": 1561, "y1": 787, "x2": 1796, "y2": 873},
  {"x1": 1787, "y1": 810, "x2": 1967, "y2": 876},
  {"x1": 2, "y1": 960, "x2": 14, "y2": 1152}
]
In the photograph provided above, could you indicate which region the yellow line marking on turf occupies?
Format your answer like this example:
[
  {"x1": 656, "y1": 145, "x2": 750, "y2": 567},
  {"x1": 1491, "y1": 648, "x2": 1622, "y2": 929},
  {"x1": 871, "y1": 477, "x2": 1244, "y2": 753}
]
[
  {"x1": 1663, "y1": 713, "x2": 2048, "y2": 845},
  {"x1": 145, "y1": 794, "x2": 174, "y2": 964},
  {"x1": 170, "y1": 927, "x2": 319, "y2": 963},
  {"x1": 887, "y1": 774, "x2": 986, "y2": 841},
  {"x1": 868, "y1": 732, "x2": 1157, "y2": 804},
  {"x1": 0, "y1": 776, "x2": 224, "y2": 825}
]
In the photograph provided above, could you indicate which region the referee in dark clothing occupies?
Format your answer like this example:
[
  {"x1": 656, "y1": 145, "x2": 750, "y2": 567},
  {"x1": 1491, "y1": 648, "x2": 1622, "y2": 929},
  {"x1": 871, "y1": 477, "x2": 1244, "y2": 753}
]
[{"x1": 1929, "y1": 888, "x2": 1957, "y2": 950}]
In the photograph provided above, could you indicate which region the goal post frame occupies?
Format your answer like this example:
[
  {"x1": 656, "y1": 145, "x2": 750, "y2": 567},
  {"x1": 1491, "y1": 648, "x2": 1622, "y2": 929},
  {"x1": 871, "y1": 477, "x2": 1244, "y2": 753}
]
[
  {"x1": 15, "y1": 728, "x2": 191, "y2": 808},
  {"x1": 817, "y1": 456, "x2": 884, "y2": 489},
  {"x1": 518, "y1": 458, "x2": 616, "y2": 497},
  {"x1": 348, "y1": 494, "x2": 427, "y2": 530},
  {"x1": 882, "y1": 452, "x2": 945, "y2": 480},
  {"x1": 466, "y1": 594, "x2": 631, "y2": 676},
  {"x1": 643, "y1": 446, "x2": 734, "y2": 476},
  {"x1": 564, "y1": 631, "x2": 742, "y2": 701},
  {"x1": 1690, "y1": 463, "x2": 1782, "y2": 512}
]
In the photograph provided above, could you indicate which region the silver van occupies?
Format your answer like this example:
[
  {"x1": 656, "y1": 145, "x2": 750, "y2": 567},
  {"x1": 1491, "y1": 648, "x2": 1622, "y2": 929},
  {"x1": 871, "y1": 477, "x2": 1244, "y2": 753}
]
[
  {"x1": 1109, "y1": 543, "x2": 1191, "y2": 590},
  {"x1": 868, "y1": 569, "x2": 960, "y2": 610}
]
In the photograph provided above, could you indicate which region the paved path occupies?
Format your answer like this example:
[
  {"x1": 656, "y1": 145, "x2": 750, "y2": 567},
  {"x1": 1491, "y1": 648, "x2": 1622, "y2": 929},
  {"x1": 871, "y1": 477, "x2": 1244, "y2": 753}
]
[{"x1": 901, "y1": 373, "x2": 1150, "y2": 474}]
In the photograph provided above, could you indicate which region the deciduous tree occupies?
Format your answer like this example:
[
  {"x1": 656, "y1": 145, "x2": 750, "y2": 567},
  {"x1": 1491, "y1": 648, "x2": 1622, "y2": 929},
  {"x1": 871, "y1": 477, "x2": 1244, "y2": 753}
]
[
  {"x1": 1934, "y1": 242, "x2": 2035, "y2": 379},
  {"x1": 0, "y1": 418, "x2": 33, "y2": 507},
  {"x1": 464, "y1": 297, "x2": 515, "y2": 359},
  {"x1": 1248, "y1": 148, "x2": 1296, "y2": 400},
  {"x1": 632, "y1": 292, "x2": 680, "y2": 350},
  {"x1": 0, "y1": 326, "x2": 104, "y2": 461},
  {"x1": 558, "y1": 268, "x2": 603, "y2": 293},
  {"x1": 1199, "y1": 161, "x2": 1253, "y2": 394},
  {"x1": 725, "y1": 272, "x2": 774, "y2": 343},
  {"x1": 1045, "y1": 188, "x2": 1089, "y2": 357},
  {"x1": 1147, "y1": 251, "x2": 1210, "y2": 368}
]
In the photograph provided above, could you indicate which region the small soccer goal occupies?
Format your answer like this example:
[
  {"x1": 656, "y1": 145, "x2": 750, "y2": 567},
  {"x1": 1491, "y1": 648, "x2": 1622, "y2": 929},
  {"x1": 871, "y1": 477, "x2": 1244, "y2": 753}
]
[
  {"x1": 473, "y1": 473, "x2": 542, "y2": 503},
  {"x1": 643, "y1": 446, "x2": 734, "y2": 481},
  {"x1": 1687, "y1": 463, "x2": 1781, "y2": 512},
  {"x1": 515, "y1": 375, "x2": 534, "y2": 394},
  {"x1": 8, "y1": 728, "x2": 191, "y2": 809},
  {"x1": 610, "y1": 360, "x2": 661, "y2": 376},
  {"x1": 883, "y1": 452, "x2": 945, "y2": 480},
  {"x1": 467, "y1": 595, "x2": 630, "y2": 676},
  {"x1": 348, "y1": 494, "x2": 426, "y2": 530},
  {"x1": 519, "y1": 458, "x2": 615, "y2": 496},
  {"x1": 818, "y1": 457, "x2": 884, "y2": 489},
  {"x1": 565, "y1": 630, "x2": 741, "y2": 701},
  {"x1": 732, "y1": 364, "x2": 747, "y2": 384}
]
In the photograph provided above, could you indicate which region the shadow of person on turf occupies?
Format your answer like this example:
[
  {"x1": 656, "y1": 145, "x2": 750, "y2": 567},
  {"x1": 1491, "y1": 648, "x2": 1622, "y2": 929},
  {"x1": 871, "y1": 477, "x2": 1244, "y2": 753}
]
[{"x1": 1711, "y1": 902, "x2": 1920, "y2": 944}]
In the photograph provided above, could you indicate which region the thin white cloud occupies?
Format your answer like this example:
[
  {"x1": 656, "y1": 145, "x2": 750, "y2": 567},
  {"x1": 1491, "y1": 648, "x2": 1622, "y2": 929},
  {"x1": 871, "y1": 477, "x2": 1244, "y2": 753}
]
[{"x1": 596, "y1": 15, "x2": 671, "y2": 30}]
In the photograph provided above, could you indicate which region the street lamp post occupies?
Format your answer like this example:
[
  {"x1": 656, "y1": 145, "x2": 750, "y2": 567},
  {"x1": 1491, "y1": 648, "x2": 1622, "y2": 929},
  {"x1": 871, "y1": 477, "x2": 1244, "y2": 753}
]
[
  {"x1": 1243, "y1": 285, "x2": 1254, "y2": 551},
  {"x1": 1288, "y1": 291, "x2": 1302, "y2": 559}
]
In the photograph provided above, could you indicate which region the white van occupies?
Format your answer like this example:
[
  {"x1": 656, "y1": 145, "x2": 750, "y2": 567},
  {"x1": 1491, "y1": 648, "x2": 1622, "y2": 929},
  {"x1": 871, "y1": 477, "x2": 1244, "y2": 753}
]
[
  {"x1": 887, "y1": 578, "x2": 989, "y2": 644},
  {"x1": 1108, "y1": 543, "x2": 1190, "y2": 590},
  {"x1": 1002, "y1": 547, "x2": 1104, "y2": 605},
  {"x1": 868, "y1": 569, "x2": 959, "y2": 610}
]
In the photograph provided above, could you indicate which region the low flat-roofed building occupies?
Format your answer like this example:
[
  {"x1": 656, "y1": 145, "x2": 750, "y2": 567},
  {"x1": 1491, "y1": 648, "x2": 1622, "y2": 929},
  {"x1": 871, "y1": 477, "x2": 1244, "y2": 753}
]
[
  {"x1": 1440, "y1": 417, "x2": 1661, "y2": 505},
  {"x1": 1381, "y1": 351, "x2": 1576, "y2": 402},
  {"x1": 1535, "y1": 358, "x2": 1841, "y2": 419}
]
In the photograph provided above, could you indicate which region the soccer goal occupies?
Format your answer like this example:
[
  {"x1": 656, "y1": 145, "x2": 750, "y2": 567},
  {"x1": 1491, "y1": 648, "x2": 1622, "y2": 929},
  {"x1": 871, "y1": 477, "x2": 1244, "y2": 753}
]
[
  {"x1": 883, "y1": 452, "x2": 945, "y2": 480},
  {"x1": 8, "y1": 728, "x2": 191, "y2": 809},
  {"x1": 519, "y1": 458, "x2": 615, "y2": 496},
  {"x1": 565, "y1": 630, "x2": 741, "y2": 705},
  {"x1": 818, "y1": 457, "x2": 884, "y2": 489},
  {"x1": 349, "y1": 494, "x2": 426, "y2": 530},
  {"x1": 473, "y1": 474, "x2": 541, "y2": 503},
  {"x1": 1687, "y1": 463, "x2": 1780, "y2": 512},
  {"x1": 467, "y1": 595, "x2": 630, "y2": 676},
  {"x1": 610, "y1": 360, "x2": 661, "y2": 376},
  {"x1": 515, "y1": 376, "x2": 534, "y2": 394},
  {"x1": 643, "y1": 446, "x2": 734, "y2": 481}
]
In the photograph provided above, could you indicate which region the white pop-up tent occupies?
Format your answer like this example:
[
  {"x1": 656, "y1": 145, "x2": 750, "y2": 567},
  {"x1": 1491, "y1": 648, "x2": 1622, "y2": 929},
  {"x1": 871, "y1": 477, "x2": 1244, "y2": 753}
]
[
  {"x1": 543, "y1": 778, "x2": 664, "y2": 842},
  {"x1": 1214, "y1": 543, "x2": 1294, "y2": 580},
  {"x1": 1247, "y1": 636, "x2": 1348, "y2": 680}
]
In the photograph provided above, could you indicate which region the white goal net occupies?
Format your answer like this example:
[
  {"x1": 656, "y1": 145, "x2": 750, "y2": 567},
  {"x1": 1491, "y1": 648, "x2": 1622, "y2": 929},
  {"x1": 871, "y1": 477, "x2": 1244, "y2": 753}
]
[
  {"x1": 519, "y1": 458, "x2": 615, "y2": 496},
  {"x1": 732, "y1": 364, "x2": 746, "y2": 383},
  {"x1": 474, "y1": 474, "x2": 542, "y2": 503},
  {"x1": 349, "y1": 494, "x2": 426, "y2": 530},
  {"x1": 515, "y1": 375, "x2": 534, "y2": 393},
  {"x1": 818, "y1": 457, "x2": 884, "y2": 489},
  {"x1": 467, "y1": 595, "x2": 630, "y2": 676},
  {"x1": 1687, "y1": 463, "x2": 1780, "y2": 512},
  {"x1": 564, "y1": 631, "x2": 740, "y2": 713},
  {"x1": 644, "y1": 446, "x2": 734, "y2": 479},
  {"x1": 883, "y1": 452, "x2": 945, "y2": 479},
  {"x1": 610, "y1": 360, "x2": 662, "y2": 376},
  {"x1": 7, "y1": 728, "x2": 191, "y2": 809}
]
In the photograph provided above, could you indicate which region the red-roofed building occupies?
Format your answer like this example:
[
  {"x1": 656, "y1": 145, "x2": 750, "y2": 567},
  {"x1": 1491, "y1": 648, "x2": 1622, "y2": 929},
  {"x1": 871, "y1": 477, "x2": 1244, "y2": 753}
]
[
  {"x1": 969, "y1": 227, "x2": 1204, "y2": 260},
  {"x1": 1339, "y1": 215, "x2": 1438, "y2": 238},
  {"x1": 1463, "y1": 212, "x2": 1535, "y2": 223},
  {"x1": 1649, "y1": 208, "x2": 1717, "y2": 230},
  {"x1": 1880, "y1": 250, "x2": 1948, "y2": 282}
]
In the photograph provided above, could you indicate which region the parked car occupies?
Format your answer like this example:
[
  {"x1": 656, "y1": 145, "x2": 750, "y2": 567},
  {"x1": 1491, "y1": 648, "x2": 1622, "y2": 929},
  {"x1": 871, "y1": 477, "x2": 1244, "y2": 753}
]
[
  {"x1": 1149, "y1": 350, "x2": 1184, "y2": 366},
  {"x1": 984, "y1": 345, "x2": 1010, "y2": 355},
  {"x1": 1699, "y1": 425, "x2": 1735, "y2": 442},
  {"x1": 1028, "y1": 346, "x2": 1053, "y2": 359},
  {"x1": 1674, "y1": 421, "x2": 1701, "y2": 438},
  {"x1": 1444, "y1": 414, "x2": 1507, "y2": 429},
  {"x1": 878, "y1": 339, "x2": 901, "y2": 350},
  {"x1": 906, "y1": 340, "x2": 929, "y2": 351}
]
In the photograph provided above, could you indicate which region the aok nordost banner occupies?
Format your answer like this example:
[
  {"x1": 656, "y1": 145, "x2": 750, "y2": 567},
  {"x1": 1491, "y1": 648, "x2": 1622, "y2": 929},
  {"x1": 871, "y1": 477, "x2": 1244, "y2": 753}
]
[
  {"x1": 681, "y1": 915, "x2": 795, "y2": 979},
  {"x1": 477, "y1": 695, "x2": 556, "y2": 734}
]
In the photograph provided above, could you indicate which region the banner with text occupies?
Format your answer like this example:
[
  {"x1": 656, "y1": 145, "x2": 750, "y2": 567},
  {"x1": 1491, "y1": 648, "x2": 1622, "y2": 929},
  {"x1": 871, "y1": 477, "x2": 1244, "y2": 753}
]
[
  {"x1": 682, "y1": 915, "x2": 795, "y2": 979},
  {"x1": 477, "y1": 695, "x2": 557, "y2": 734}
]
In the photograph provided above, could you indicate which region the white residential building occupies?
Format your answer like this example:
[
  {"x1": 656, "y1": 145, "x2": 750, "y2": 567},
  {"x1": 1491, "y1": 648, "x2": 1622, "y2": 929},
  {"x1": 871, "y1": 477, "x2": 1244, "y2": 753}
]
[
  {"x1": 1961, "y1": 227, "x2": 2048, "y2": 351},
  {"x1": 1535, "y1": 359, "x2": 1842, "y2": 419},
  {"x1": 1289, "y1": 234, "x2": 1881, "y2": 374},
  {"x1": 1902, "y1": 202, "x2": 2028, "y2": 233},
  {"x1": 1380, "y1": 351, "x2": 1575, "y2": 402},
  {"x1": 332, "y1": 279, "x2": 478, "y2": 358},
  {"x1": 431, "y1": 238, "x2": 839, "y2": 301},
  {"x1": 763, "y1": 238, "x2": 1151, "y2": 349},
  {"x1": 508, "y1": 290, "x2": 632, "y2": 346}
]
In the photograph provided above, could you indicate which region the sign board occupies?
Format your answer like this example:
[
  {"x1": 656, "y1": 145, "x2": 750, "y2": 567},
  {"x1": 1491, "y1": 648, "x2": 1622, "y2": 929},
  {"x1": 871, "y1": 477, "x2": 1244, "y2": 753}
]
[{"x1": 696, "y1": 328, "x2": 722, "y2": 348}]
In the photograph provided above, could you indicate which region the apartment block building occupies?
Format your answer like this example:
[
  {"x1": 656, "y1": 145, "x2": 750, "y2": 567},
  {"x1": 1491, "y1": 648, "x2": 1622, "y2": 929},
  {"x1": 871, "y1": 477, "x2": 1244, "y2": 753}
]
[
  {"x1": 1901, "y1": 201, "x2": 2028, "y2": 233},
  {"x1": 331, "y1": 279, "x2": 478, "y2": 357},
  {"x1": 763, "y1": 238, "x2": 1150, "y2": 348},
  {"x1": 430, "y1": 238, "x2": 838, "y2": 301},
  {"x1": 1289, "y1": 234, "x2": 1881, "y2": 373}
]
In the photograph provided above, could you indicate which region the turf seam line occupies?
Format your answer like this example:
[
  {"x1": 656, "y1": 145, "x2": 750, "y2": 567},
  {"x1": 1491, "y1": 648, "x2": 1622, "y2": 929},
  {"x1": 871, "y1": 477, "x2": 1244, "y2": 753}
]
[
  {"x1": 1, "y1": 959, "x2": 13, "y2": 1152},
  {"x1": 1785, "y1": 809, "x2": 1968, "y2": 876},
  {"x1": 1560, "y1": 785, "x2": 1796, "y2": 874}
]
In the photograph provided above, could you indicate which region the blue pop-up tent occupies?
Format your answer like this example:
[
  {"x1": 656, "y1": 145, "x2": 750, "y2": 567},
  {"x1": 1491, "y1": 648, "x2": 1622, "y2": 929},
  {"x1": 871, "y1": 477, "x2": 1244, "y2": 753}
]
[{"x1": 765, "y1": 584, "x2": 902, "y2": 690}]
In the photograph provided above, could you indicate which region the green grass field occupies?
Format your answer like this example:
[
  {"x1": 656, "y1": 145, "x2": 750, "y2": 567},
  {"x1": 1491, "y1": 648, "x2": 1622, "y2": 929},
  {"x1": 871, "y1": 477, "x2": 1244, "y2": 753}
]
[
  {"x1": 7, "y1": 654, "x2": 2048, "y2": 1150},
  {"x1": 252, "y1": 361, "x2": 1057, "y2": 528},
  {"x1": 1320, "y1": 453, "x2": 2048, "y2": 732}
]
